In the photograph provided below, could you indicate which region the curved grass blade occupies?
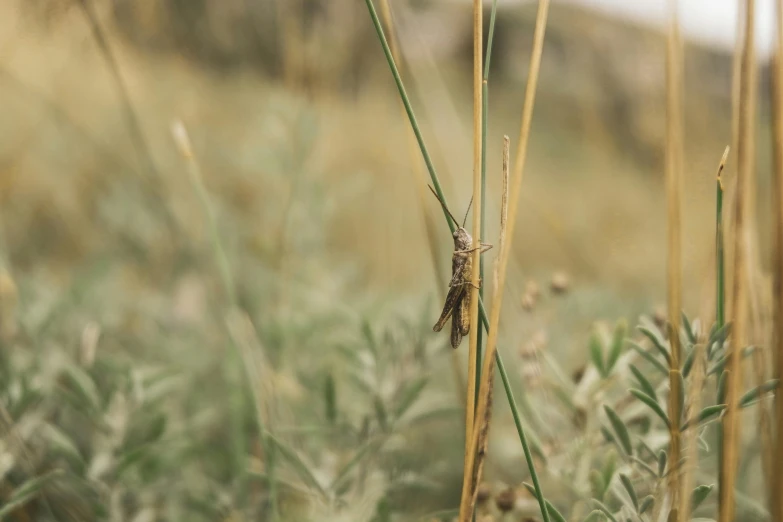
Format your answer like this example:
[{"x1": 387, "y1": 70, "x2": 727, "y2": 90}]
[
  {"x1": 629, "y1": 364, "x2": 658, "y2": 401},
  {"x1": 630, "y1": 388, "x2": 671, "y2": 428},
  {"x1": 629, "y1": 341, "x2": 669, "y2": 375},
  {"x1": 604, "y1": 405, "x2": 633, "y2": 456}
]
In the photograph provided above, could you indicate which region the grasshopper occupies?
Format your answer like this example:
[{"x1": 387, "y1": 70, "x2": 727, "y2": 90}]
[{"x1": 429, "y1": 186, "x2": 492, "y2": 348}]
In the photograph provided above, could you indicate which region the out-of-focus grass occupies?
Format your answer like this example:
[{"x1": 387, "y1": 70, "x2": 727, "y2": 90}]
[{"x1": 0, "y1": 1, "x2": 776, "y2": 520}]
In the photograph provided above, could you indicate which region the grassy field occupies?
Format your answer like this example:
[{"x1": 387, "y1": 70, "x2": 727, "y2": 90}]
[{"x1": 0, "y1": 1, "x2": 779, "y2": 521}]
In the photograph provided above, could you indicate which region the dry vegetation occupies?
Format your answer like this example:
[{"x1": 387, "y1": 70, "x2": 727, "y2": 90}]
[{"x1": 0, "y1": 0, "x2": 780, "y2": 521}]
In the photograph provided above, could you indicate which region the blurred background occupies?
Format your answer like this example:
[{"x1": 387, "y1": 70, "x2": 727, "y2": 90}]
[{"x1": 0, "y1": 0, "x2": 773, "y2": 521}]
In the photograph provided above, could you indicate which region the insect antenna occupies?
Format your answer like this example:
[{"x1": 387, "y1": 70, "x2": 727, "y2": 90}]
[
  {"x1": 427, "y1": 185, "x2": 460, "y2": 228},
  {"x1": 462, "y1": 196, "x2": 473, "y2": 227}
]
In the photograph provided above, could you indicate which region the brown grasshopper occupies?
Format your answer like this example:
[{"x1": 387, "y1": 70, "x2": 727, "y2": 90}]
[{"x1": 429, "y1": 186, "x2": 492, "y2": 348}]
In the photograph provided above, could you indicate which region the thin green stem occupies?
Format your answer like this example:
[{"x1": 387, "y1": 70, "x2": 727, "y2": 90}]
[
  {"x1": 477, "y1": 302, "x2": 551, "y2": 522},
  {"x1": 364, "y1": 1, "x2": 551, "y2": 520},
  {"x1": 716, "y1": 178, "x2": 725, "y2": 329},
  {"x1": 476, "y1": 0, "x2": 499, "y2": 416},
  {"x1": 364, "y1": 0, "x2": 454, "y2": 232},
  {"x1": 715, "y1": 155, "x2": 726, "y2": 513}
]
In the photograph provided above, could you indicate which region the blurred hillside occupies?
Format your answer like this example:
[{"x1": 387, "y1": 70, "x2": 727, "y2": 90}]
[{"x1": 0, "y1": 0, "x2": 763, "y2": 304}]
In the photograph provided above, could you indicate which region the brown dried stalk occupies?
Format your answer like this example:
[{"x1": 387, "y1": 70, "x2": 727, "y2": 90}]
[
  {"x1": 719, "y1": 0, "x2": 755, "y2": 520},
  {"x1": 771, "y1": 0, "x2": 783, "y2": 518},
  {"x1": 665, "y1": 0, "x2": 684, "y2": 517}
]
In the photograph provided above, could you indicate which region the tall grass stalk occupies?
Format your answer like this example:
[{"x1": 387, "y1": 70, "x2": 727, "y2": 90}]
[
  {"x1": 665, "y1": 1, "x2": 684, "y2": 517},
  {"x1": 363, "y1": 1, "x2": 552, "y2": 520},
  {"x1": 719, "y1": 0, "x2": 755, "y2": 519},
  {"x1": 459, "y1": 136, "x2": 509, "y2": 522},
  {"x1": 477, "y1": 0, "x2": 501, "y2": 410},
  {"x1": 468, "y1": 0, "x2": 553, "y2": 519},
  {"x1": 465, "y1": 0, "x2": 484, "y2": 452},
  {"x1": 716, "y1": 147, "x2": 728, "y2": 334},
  {"x1": 771, "y1": 0, "x2": 783, "y2": 517},
  {"x1": 171, "y1": 121, "x2": 267, "y2": 511}
]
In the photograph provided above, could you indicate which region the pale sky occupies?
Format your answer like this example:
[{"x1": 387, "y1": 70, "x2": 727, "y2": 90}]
[{"x1": 568, "y1": 0, "x2": 776, "y2": 57}]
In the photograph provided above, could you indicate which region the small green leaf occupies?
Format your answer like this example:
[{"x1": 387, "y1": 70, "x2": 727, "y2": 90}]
[
  {"x1": 373, "y1": 395, "x2": 388, "y2": 431},
  {"x1": 682, "y1": 347, "x2": 696, "y2": 377},
  {"x1": 718, "y1": 371, "x2": 728, "y2": 404},
  {"x1": 630, "y1": 388, "x2": 670, "y2": 428},
  {"x1": 708, "y1": 345, "x2": 755, "y2": 376},
  {"x1": 42, "y1": 423, "x2": 84, "y2": 472},
  {"x1": 521, "y1": 483, "x2": 567, "y2": 522},
  {"x1": 393, "y1": 377, "x2": 428, "y2": 420},
  {"x1": 682, "y1": 311, "x2": 696, "y2": 344},
  {"x1": 630, "y1": 456, "x2": 658, "y2": 478},
  {"x1": 677, "y1": 371, "x2": 686, "y2": 426},
  {"x1": 0, "y1": 469, "x2": 65, "y2": 519},
  {"x1": 266, "y1": 434, "x2": 326, "y2": 497},
  {"x1": 330, "y1": 438, "x2": 382, "y2": 492},
  {"x1": 739, "y1": 379, "x2": 779, "y2": 408},
  {"x1": 619, "y1": 473, "x2": 638, "y2": 511},
  {"x1": 61, "y1": 364, "x2": 102, "y2": 413},
  {"x1": 590, "y1": 470, "x2": 606, "y2": 501},
  {"x1": 606, "y1": 319, "x2": 627, "y2": 373},
  {"x1": 361, "y1": 320, "x2": 377, "y2": 359},
  {"x1": 639, "y1": 495, "x2": 654, "y2": 514},
  {"x1": 707, "y1": 322, "x2": 732, "y2": 358},
  {"x1": 324, "y1": 373, "x2": 337, "y2": 425},
  {"x1": 591, "y1": 331, "x2": 606, "y2": 378},
  {"x1": 683, "y1": 404, "x2": 726, "y2": 430},
  {"x1": 639, "y1": 326, "x2": 671, "y2": 366},
  {"x1": 657, "y1": 450, "x2": 667, "y2": 477},
  {"x1": 604, "y1": 405, "x2": 632, "y2": 456},
  {"x1": 591, "y1": 499, "x2": 619, "y2": 522},
  {"x1": 602, "y1": 450, "x2": 617, "y2": 489},
  {"x1": 584, "y1": 510, "x2": 608, "y2": 522},
  {"x1": 629, "y1": 342, "x2": 668, "y2": 375},
  {"x1": 692, "y1": 484, "x2": 714, "y2": 512},
  {"x1": 629, "y1": 364, "x2": 657, "y2": 401}
]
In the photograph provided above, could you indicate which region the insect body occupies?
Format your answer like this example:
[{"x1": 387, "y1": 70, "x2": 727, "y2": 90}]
[{"x1": 428, "y1": 187, "x2": 492, "y2": 348}]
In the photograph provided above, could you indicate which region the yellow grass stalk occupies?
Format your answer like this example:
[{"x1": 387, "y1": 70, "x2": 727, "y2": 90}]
[
  {"x1": 719, "y1": 0, "x2": 755, "y2": 520},
  {"x1": 463, "y1": 0, "x2": 484, "y2": 481},
  {"x1": 459, "y1": 136, "x2": 510, "y2": 521},
  {"x1": 665, "y1": 1, "x2": 684, "y2": 517},
  {"x1": 679, "y1": 343, "x2": 706, "y2": 519},
  {"x1": 771, "y1": 0, "x2": 783, "y2": 518},
  {"x1": 460, "y1": 0, "x2": 552, "y2": 516},
  {"x1": 376, "y1": 0, "x2": 466, "y2": 403}
]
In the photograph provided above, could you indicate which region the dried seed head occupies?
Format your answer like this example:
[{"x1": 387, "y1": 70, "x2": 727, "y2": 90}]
[
  {"x1": 652, "y1": 305, "x2": 667, "y2": 330},
  {"x1": 521, "y1": 292, "x2": 537, "y2": 312},
  {"x1": 524, "y1": 280, "x2": 541, "y2": 299},
  {"x1": 550, "y1": 272, "x2": 570, "y2": 294},
  {"x1": 572, "y1": 364, "x2": 586, "y2": 384},
  {"x1": 80, "y1": 322, "x2": 101, "y2": 368},
  {"x1": 495, "y1": 486, "x2": 517, "y2": 513},
  {"x1": 519, "y1": 330, "x2": 547, "y2": 358},
  {"x1": 476, "y1": 482, "x2": 492, "y2": 504}
]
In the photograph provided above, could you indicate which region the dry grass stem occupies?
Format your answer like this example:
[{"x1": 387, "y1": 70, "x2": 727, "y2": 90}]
[
  {"x1": 460, "y1": 0, "x2": 484, "y2": 518},
  {"x1": 665, "y1": 0, "x2": 684, "y2": 516},
  {"x1": 679, "y1": 343, "x2": 706, "y2": 519},
  {"x1": 771, "y1": 0, "x2": 783, "y2": 518},
  {"x1": 461, "y1": 0, "x2": 552, "y2": 515},
  {"x1": 460, "y1": 136, "x2": 510, "y2": 522},
  {"x1": 720, "y1": 0, "x2": 755, "y2": 519}
]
